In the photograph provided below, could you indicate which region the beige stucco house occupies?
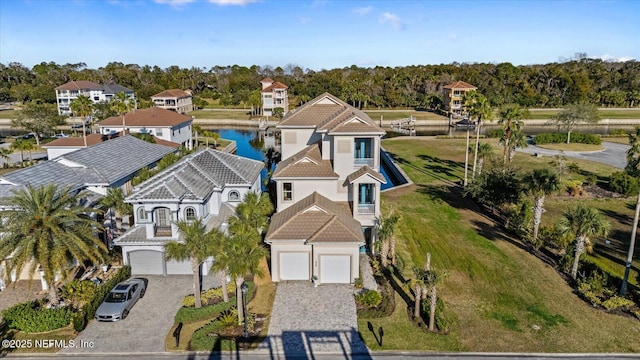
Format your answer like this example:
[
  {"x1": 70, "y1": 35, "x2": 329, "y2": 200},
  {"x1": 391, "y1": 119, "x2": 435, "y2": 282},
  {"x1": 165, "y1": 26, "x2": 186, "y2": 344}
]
[
  {"x1": 265, "y1": 93, "x2": 386, "y2": 284},
  {"x1": 151, "y1": 89, "x2": 194, "y2": 114}
]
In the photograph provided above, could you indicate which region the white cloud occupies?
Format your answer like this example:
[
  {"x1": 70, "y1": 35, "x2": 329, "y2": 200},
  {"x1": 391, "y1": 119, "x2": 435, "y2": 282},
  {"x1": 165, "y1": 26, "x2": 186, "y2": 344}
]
[
  {"x1": 353, "y1": 6, "x2": 372, "y2": 15},
  {"x1": 379, "y1": 12, "x2": 403, "y2": 30},
  {"x1": 154, "y1": 0, "x2": 195, "y2": 5},
  {"x1": 208, "y1": 0, "x2": 258, "y2": 5},
  {"x1": 597, "y1": 54, "x2": 635, "y2": 62}
]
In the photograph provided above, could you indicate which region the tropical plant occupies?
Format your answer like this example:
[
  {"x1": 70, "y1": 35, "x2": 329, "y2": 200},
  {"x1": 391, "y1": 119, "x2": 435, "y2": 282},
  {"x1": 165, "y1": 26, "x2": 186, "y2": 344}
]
[
  {"x1": 463, "y1": 90, "x2": 493, "y2": 179},
  {"x1": 621, "y1": 126, "x2": 640, "y2": 295},
  {"x1": 376, "y1": 204, "x2": 400, "y2": 267},
  {"x1": 557, "y1": 205, "x2": 610, "y2": 280},
  {"x1": 98, "y1": 187, "x2": 132, "y2": 230},
  {"x1": 551, "y1": 103, "x2": 600, "y2": 144},
  {"x1": 0, "y1": 184, "x2": 106, "y2": 304},
  {"x1": 192, "y1": 123, "x2": 202, "y2": 148},
  {"x1": 69, "y1": 95, "x2": 93, "y2": 147},
  {"x1": 201, "y1": 130, "x2": 220, "y2": 148},
  {"x1": 10, "y1": 139, "x2": 35, "y2": 166},
  {"x1": 522, "y1": 168, "x2": 561, "y2": 244},
  {"x1": 228, "y1": 191, "x2": 273, "y2": 236},
  {"x1": 425, "y1": 269, "x2": 446, "y2": 332},
  {"x1": 498, "y1": 104, "x2": 529, "y2": 164},
  {"x1": 0, "y1": 147, "x2": 12, "y2": 168},
  {"x1": 476, "y1": 142, "x2": 493, "y2": 176},
  {"x1": 465, "y1": 167, "x2": 523, "y2": 211},
  {"x1": 110, "y1": 91, "x2": 134, "y2": 133}
]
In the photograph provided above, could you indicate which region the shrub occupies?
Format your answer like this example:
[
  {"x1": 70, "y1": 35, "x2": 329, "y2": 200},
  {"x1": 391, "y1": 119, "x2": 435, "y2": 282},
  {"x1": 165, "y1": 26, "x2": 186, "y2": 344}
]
[
  {"x1": 609, "y1": 171, "x2": 639, "y2": 196},
  {"x1": 585, "y1": 174, "x2": 598, "y2": 186},
  {"x1": 534, "y1": 132, "x2": 601, "y2": 145},
  {"x1": 61, "y1": 279, "x2": 99, "y2": 306},
  {"x1": 190, "y1": 321, "x2": 227, "y2": 351},
  {"x1": 175, "y1": 282, "x2": 254, "y2": 324},
  {"x1": 2, "y1": 301, "x2": 72, "y2": 333},
  {"x1": 355, "y1": 290, "x2": 382, "y2": 308},
  {"x1": 357, "y1": 278, "x2": 395, "y2": 318},
  {"x1": 564, "y1": 180, "x2": 585, "y2": 197},
  {"x1": 486, "y1": 129, "x2": 503, "y2": 138},
  {"x1": 182, "y1": 282, "x2": 237, "y2": 307},
  {"x1": 216, "y1": 308, "x2": 237, "y2": 327},
  {"x1": 422, "y1": 297, "x2": 453, "y2": 332},
  {"x1": 354, "y1": 277, "x2": 364, "y2": 289},
  {"x1": 602, "y1": 296, "x2": 635, "y2": 311}
]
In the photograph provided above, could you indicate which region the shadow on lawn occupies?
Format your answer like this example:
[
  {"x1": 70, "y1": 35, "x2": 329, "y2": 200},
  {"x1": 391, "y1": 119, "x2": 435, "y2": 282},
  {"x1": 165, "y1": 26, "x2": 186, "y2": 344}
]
[{"x1": 390, "y1": 153, "x2": 461, "y2": 186}]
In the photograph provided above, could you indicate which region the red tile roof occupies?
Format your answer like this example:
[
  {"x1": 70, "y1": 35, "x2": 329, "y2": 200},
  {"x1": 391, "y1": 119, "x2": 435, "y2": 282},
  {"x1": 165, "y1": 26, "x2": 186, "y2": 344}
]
[
  {"x1": 261, "y1": 77, "x2": 274, "y2": 83},
  {"x1": 443, "y1": 81, "x2": 477, "y2": 90},
  {"x1": 151, "y1": 89, "x2": 191, "y2": 98},
  {"x1": 98, "y1": 107, "x2": 192, "y2": 127},
  {"x1": 55, "y1": 80, "x2": 103, "y2": 91},
  {"x1": 261, "y1": 81, "x2": 288, "y2": 92}
]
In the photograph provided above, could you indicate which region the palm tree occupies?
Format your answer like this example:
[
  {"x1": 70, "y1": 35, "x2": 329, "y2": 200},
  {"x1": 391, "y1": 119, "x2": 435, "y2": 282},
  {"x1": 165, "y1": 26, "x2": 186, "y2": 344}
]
[
  {"x1": 476, "y1": 143, "x2": 493, "y2": 176},
  {"x1": 98, "y1": 188, "x2": 132, "y2": 231},
  {"x1": 69, "y1": 95, "x2": 93, "y2": 147},
  {"x1": 426, "y1": 270, "x2": 445, "y2": 332},
  {"x1": 376, "y1": 206, "x2": 399, "y2": 267},
  {"x1": 498, "y1": 104, "x2": 529, "y2": 165},
  {"x1": 0, "y1": 147, "x2": 12, "y2": 167},
  {"x1": 111, "y1": 92, "x2": 134, "y2": 134},
  {"x1": 523, "y1": 168, "x2": 560, "y2": 245},
  {"x1": 165, "y1": 219, "x2": 218, "y2": 308},
  {"x1": 464, "y1": 91, "x2": 493, "y2": 179},
  {"x1": 557, "y1": 205, "x2": 610, "y2": 280},
  {"x1": 201, "y1": 130, "x2": 220, "y2": 148},
  {"x1": 229, "y1": 191, "x2": 273, "y2": 236},
  {"x1": 0, "y1": 184, "x2": 106, "y2": 304},
  {"x1": 10, "y1": 139, "x2": 35, "y2": 166},
  {"x1": 192, "y1": 124, "x2": 202, "y2": 149},
  {"x1": 621, "y1": 127, "x2": 640, "y2": 295}
]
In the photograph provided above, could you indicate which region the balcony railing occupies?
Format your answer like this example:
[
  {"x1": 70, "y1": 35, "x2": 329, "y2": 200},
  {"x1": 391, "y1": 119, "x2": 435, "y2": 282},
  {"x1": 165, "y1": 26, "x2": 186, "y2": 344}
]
[
  {"x1": 357, "y1": 204, "x2": 375, "y2": 214},
  {"x1": 354, "y1": 157, "x2": 374, "y2": 168},
  {"x1": 154, "y1": 225, "x2": 172, "y2": 237}
]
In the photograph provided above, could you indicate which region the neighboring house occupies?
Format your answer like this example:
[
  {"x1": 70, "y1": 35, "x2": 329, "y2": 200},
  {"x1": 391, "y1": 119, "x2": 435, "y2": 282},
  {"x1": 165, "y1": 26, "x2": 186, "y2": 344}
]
[
  {"x1": 261, "y1": 78, "x2": 289, "y2": 117},
  {"x1": 443, "y1": 81, "x2": 477, "y2": 117},
  {"x1": 55, "y1": 80, "x2": 135, "y2": 116},
  {"x1": 0, "y1": 135, "x2": 178, "y2": 284},
  {"x1": 97, "y1": 107, "x2": 193, "y2": 149},
  {"x1": 151, "y1": 89, "x2": 194, "y2": 114},
  {"x1": 115, "y1": 149, "x2": 264, "y2": 276},
  {"x1": 265, "y1": 92, "x2": 386, "y2": 284},
  {"x1": 43, "y1": 132, "x2": 180, "y2": 160}
]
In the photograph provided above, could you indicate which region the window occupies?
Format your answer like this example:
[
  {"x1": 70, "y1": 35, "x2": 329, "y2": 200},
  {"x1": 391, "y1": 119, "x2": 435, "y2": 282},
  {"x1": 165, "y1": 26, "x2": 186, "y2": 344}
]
[
  {"x1": 156, "y1": 128, "x2": 163, "y2": 136},
  {"x1": 137, "y1": 207, "x2": 147, "y2": 221},
  {"x1": 283, "y1": 183, "x2": 293, "y2": 201},
  {"x1": 358, "y1": 183, "x2": 375, "y2": 214},
  {"x1": 354, "y1": 138, "x2": 373, "y2": 167},
  {"x1": 229, "y1": 190, "x2": 240, "y2": 202},
  {"x1": 93, "y1": 96, "x2": 99, "y2": 101},
  {"x1": 184, "y1": 207, "x2": 196, "y2": 221},
  {"x1": 454, "y1": 90, "x2": 460, "y2": 96}
]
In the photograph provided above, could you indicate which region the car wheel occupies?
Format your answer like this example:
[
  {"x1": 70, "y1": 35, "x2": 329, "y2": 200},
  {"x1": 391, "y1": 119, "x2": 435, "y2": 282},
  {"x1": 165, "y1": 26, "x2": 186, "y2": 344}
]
[
  {"x1": 140, "y1": 288, "x2": 146, "y2": 298},
  {"x1": 122, "y1": 310, "x2": 129, "y2": 320}
]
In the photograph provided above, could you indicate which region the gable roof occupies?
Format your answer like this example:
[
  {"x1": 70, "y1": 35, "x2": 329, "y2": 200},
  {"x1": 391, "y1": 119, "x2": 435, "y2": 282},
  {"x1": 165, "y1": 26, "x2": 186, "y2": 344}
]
[
  {"x1": 98, "y1": 107, "x2": 192, "y2": 128},
  {"x1": 127, "y1": 148, "x2": 263, "y2": 202},
  {"x1": 443, "y1": 81, "x2": 477, "y2": 90},
  {"x1": 277, "y1": 93, "x2": 384, "y2": 134},
  {"x1": 265, "y1": 192, "x2": 363, "y2": 244},
  {"x1": 346, "y1": 165, "x2": 386, "y2": 184},
  {"x1": 260, "y1": 77, "x2": 274, "y2": 83},
  {"x1": 273, "y1": 142, "x2": 338, "y2": 179},
  {"x1": 262, "y1": 81, "x2": 288, "y2": 92},
  {"x1": 151, "y1": 89, "x2": 192, "y2": 98},
  {"x1": 55, "y1": 80, "x2": 103, "y2": 91}
]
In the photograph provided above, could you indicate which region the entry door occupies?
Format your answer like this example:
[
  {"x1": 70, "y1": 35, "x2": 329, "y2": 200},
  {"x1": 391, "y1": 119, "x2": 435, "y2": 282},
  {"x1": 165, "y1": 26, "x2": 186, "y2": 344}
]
[{"x1": 156, "y1": 208, "x2": 170, "y2": 227}]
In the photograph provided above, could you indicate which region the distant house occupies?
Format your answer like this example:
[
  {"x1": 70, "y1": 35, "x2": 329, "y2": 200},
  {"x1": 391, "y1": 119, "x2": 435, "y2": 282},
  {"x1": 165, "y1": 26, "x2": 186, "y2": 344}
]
[
  {"x1": 97, "y1": 107, "x2": 193, "y2": 149},
  {"x1": 443, "y1": 81, "x2": 477, "y2": 117},
  {"x1": 151, "y1": 89, "x2": 194, "y2": 114},
  {"x1": 115, "y1": 149, "x2": 264, "y2": 275},
  {"x1": 55, "y1": 80, "x2": 135, "y2": 116},
  {"x1": 43, "y1": 133, "x2": 180, "y2": 160},
  {"x1": 260, "y1": 78, "x2": 289, "y2": 117}
]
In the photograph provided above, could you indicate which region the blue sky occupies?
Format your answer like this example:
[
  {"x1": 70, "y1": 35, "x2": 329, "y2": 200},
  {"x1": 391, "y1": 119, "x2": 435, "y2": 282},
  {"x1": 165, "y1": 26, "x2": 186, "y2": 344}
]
[{"x1": 1, "y1": 0, "x2": 638, "y2": 70}]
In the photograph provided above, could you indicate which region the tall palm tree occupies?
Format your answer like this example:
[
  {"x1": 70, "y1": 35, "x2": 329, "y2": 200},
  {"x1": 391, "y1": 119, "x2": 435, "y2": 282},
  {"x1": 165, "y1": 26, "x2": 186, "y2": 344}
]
[
  {"x1": 464, "y1": 91, "x2": 493, "y2": 179},
  {"x1": 557, "y1": 205, "x2": 610, "y2": 280},
  {"x1": 111, "y1": 92, "x2": 134, "y2": 134},
  {"x1": 476, "y1": 142, "x2": 493, "y2": 176},
  {"x1": 498, "y1": 104, "x2": 529, "y2": 165},
  {"x1": 621, "y1": 127, "x2": 640, "y2": 295},
  {"x1": 98, "y1": 188, "x2": 132, "y2": 231},
  {"x1": 376, "y1": 206, "x2": 400, "y2": 267},
  {"x1": 201, "y1": 130, "x2": 220, "y2": 148},
  {"x1": 426, "y1": 270, "x2": 445, "y2": 332},
  {"x1": 10, "y1": 139, "x2": 35, "y2": 166},
  {"x1": 229, "y1": 191, "x2": 273, "y2": 236},
  {"x1": 0, "y1": 147, "x2": 12, "y2": 167},
  {"x1": 165, "y1": 219, "x2": 218, "y2": 308},
  {"x1": 523, "y1": 168, "x2": 560, "y2": 245},
  {"x1": 192, "y1": 124, "x2": 202, "y2": 149},
  {"x1": 69, "y1": 95, "x2": 93, "y2": 147},
  {"x1": 0, "y1": 184, "x2": 105, "y2": 304}
]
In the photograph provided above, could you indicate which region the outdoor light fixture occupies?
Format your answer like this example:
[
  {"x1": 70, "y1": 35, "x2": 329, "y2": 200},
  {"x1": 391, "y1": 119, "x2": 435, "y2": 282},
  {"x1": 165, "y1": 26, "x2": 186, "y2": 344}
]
[{"x1": 241, "y1": 282, "x2": 249, "y2": 339}]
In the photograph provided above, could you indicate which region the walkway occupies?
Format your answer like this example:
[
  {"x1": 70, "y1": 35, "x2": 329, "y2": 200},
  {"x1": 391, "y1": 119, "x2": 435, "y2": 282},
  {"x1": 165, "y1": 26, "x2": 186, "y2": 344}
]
[
  {"x1": 359, "y1": 254, "x2": 378, "y2": 291},
  {"x1": 517, "y1": 141, "x2": 629, "y2": 169},
  {"x1": 257, "y1": 282, "x2": 369, "y2": 358}
]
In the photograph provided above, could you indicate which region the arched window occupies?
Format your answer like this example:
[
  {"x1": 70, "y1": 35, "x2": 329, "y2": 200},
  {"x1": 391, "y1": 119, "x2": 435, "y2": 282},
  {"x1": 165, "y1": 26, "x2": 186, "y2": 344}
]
[
  {"x1": 229, "y1": 190, "x2": 240, "y2": 202},
  {"x1": 137, "y1": 207, "x2": 147, "y2": 221},
  {"x1": 184, "y1": 207, "x2": 196, "y2": 221}
]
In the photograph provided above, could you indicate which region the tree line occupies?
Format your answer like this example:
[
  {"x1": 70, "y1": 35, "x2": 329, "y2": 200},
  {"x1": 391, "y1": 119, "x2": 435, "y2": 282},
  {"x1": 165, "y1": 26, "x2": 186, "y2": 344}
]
[{"x1": 1, "y1": 55, "x2": 639, "y2": 110}]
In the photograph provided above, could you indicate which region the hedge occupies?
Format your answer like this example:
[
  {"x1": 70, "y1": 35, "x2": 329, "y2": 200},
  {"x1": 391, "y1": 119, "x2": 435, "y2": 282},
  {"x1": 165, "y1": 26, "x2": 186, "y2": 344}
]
[
  {"x1": 533, "y1": 132, "x2": 602, "y2": 145},
  {"x1": 609, "y1": 171, "x2": 639, "y2": 196},
  {"x1": 175, "y1": 281, "x2": 254, "y2": 324},
  {"x1": 2, "y1": 301, "x2": 72, "y2": 333}
]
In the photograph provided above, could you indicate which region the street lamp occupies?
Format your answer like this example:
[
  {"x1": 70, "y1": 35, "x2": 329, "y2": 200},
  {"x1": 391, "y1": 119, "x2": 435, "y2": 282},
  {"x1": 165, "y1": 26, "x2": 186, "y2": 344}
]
[{"x1": 241, "y1": 282, "x2": 249, "y2": 339}]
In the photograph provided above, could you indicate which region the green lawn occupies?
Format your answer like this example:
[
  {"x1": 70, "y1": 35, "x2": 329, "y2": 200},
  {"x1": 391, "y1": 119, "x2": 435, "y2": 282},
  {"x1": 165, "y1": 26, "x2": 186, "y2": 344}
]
[
  {"x1": 0, "y1": 109, "x2": 19, "y2": 119},
  {"x1": 528, "y1": 108, "x2": 640, "y2": 120},
  {"x1": 364, "y1": 110, "x2": 447, "y2": 121},
  {"x1": 370, "y1": 137, "x2": 640, "y2": 352},
  {"x1": 189, "y1": 109, "x2": 254, "y2": 120}
]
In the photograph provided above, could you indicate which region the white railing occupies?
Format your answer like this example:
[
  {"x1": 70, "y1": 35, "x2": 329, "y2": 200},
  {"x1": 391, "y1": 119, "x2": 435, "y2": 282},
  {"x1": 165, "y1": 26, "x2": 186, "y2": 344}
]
[
  {"x1": 354, "y1": 158, "x2": 374, "y2": 168},
  {"x1": 358, "y1": 204, "x2": 375, "y2": 214}
]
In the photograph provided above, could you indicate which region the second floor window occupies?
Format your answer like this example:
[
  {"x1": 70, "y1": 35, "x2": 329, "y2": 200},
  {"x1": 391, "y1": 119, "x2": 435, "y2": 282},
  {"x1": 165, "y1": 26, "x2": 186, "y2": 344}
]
[
  {"x1": 137, "y1": 207, "x2": 147, "y2": 221},
  {"x1": 185, "y1": 207, "x2": 196, "y2": 221},
  {"x1": 229, "y1": 190, "x2": 240, "y2": 202},
  {"x1": 359, "y1": 183, "x2": 374, "y2": 205},
  {"x1": 283, "y1": 183, "x2": 293, "y2": 201}
]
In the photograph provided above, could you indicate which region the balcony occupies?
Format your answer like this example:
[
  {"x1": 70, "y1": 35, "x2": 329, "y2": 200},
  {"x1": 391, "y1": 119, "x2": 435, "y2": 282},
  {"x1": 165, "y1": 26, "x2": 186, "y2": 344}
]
[
  {"x1": 154, "y1": 225, "x2": 172, "y2": 237},
  {"x1": 357, "y1": 204, "x2": 375, "y2": 214},
  {"x1": 354, "y1": 157, "x2": 374, "y2": 168}
]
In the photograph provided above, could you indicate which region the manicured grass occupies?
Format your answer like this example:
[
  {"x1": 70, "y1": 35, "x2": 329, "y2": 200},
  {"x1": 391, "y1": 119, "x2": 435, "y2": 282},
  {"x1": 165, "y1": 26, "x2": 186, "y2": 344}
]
[
  {"x1": 528, "y1": 108, "x2": 640, "y2": 120},
  {"x1": 369, "y1": 137, "x2": 640, "y2": 352},
  {"x1": 364, "y1": 110, "x2": 447, "y2": 121},
  {"x1": 0, "y1": 324, "x2": 76, "y2": 354},
  {"x1": 536, "y1": 143, "x2": 604, "y2": 151},
  {"x1": 603, "y1": 136, "x2": 630, "y2": 145},
  {"x1": 0, "y1": 110, "x2": 19, "y2": 119}
]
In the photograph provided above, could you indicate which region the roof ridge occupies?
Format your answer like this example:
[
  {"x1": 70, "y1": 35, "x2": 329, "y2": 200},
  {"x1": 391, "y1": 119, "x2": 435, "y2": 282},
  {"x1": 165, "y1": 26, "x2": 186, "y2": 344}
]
[
  {"x1": 209, "y1": 150, "x2": 248, "y2": 182},
  {"x1": 185, "y1": 150, "x2": 221, "y2": 186},
  {"x1": 307, "y1": 215, "x2": 338, "y2": 242}
]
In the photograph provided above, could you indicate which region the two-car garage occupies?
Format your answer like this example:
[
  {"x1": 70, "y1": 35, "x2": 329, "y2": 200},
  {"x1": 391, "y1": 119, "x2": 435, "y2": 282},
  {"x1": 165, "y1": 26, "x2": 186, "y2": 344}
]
[
  {"x1": 276, "y1": 250, "x2": 352, "y2": 284},
  {"x1": 127, "y1": 250, "x2": 192, "y2": 275}
]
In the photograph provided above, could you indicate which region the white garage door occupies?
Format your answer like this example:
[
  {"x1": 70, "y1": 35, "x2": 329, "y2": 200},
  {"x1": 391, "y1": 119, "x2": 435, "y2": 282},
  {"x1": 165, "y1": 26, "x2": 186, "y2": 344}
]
[
  {"x1": 279, "y1": 252, "x2": 310, "y2": 280},
  {"x1": 129, "y1": 251, "x2": 164, "y2": 275},
  {"x1": 166, "y1": 259, "x2": 193, "y2": 275},
  {"x1": 320, "y1": 255, "x2": 351, "y2": 283}
]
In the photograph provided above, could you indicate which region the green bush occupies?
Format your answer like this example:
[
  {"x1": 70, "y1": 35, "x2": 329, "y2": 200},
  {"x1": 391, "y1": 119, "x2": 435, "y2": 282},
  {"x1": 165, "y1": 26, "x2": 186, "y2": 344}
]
[
  {"x1": 2, "y1": 301, "x2": 72, "y2": 333},
  {"x1": 355, "y1": 290, "x2": 382, "y2": 308},
  {"x1": 422, "y1": 297, "x2": 453, "y2": 332},
  {"x1": 61, "y1": 279, "x2": 99, "y2": 306},
  {"x1": 602, "y1": 296, "x2": 635, "y2": 311},
  {"x1": 357, "y1": 278, "x2": 395, "y2": 318},
  {"x1": 182, "y1": 282, "x2": 237, "y2": 307},
  {"x1": 190, "y1": 321, "x2": 227, "y2": 351},
  {"x1": 534, "y1": 132, "x2": 602, "y2": 145},
  {"x1": 74, "y1": 265, "x2": 131, "y2": 331},
  {"x1": 585, "y1": 174, "x2": 598, "y2": 186},
  {"x1": 175, "y1": 282, "x2": 254, "y2": 324},
  {"x1": 486, "y1": 129, "x2": 503, "y2": 138},
  {"x1": 609, "y1": 171, "x2": 639, "y2": 196},
  {"x1": 216, "y1": 308, "x2": 237, "y2": 327},
  {"x1": 354, "y1": 277, "x2": 364, "y2": 289}
]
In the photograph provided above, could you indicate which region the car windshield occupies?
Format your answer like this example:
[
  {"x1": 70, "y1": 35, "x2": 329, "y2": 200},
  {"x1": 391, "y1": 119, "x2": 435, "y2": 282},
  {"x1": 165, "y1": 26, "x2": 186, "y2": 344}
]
[{"x1": 105, "y1": 291, "x2": 127, "y2": 303}]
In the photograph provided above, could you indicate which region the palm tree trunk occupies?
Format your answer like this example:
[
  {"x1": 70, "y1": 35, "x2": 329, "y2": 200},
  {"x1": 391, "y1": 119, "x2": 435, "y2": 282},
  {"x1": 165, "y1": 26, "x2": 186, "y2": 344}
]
[
  {"x1": 472, "y1": 121, "x2": 481, "y2": 179},
  {"x1": 192, "y1": 257, "x2": 202, "y2": 308},
  {"x1": 28, "y1": 150, "x2": 32, "y2": 164},
  {"x1": 47, "y1": 277, "x2": 59, "y2": 305},
  {"x1": 532, "y1": 195, "x2": 545, "y2": 244},
  {"x1": 464, "y1": 128, "x2": 470, "y2": 186},
  {"x1": 621, "y1": 191, "x2": 640, "y2": 295},
  {"x1": 503, "y1": 130, "x2": 511, "y2": 165},
  {"x1": 380, "y1": 240, "x2": 389, "y2": 267},
  {"x1": 413, "y1": 283, "x2": 421, "y2": 319},
  {"x1": 194, "y1": 131, "x2": 199, "y2": 148},
  {"x1": 82, "y1": 122, "x2": 87, "y2": 147},
  {"x1": 221, "y1": 270, "x2": 229, "y2": 302},
  {"x1": 571, "y1": 235, "x2": 586, "y2": 279},
  {"x1": 567, "y1": 130, "x2": 571, "y2": 144},
  {"x1": 390, "y1": 235, "x2": 397, "y2": 266},
  {"x1": 428, "y1": 286, "x2": 437, "y2": 332},
  {"x1": 478, "y1": 157, "x2": 485, "y2": 176},
  {"x1": 235, "y1": 276, "x2": 245, "y2": 325}
]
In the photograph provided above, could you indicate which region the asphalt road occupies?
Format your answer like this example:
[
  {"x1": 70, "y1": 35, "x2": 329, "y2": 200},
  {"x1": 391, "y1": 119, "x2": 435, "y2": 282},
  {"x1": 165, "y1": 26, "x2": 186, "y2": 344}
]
[{"x1": 517, "y1": 141, "x2": 629, "y2": 169}]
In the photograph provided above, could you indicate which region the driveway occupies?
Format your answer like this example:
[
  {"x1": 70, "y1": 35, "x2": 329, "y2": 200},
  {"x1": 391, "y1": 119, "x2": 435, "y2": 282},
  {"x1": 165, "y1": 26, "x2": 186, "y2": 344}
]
[
  {"x1": 257, "y1": 282, "x2": 369, "y2": 357},
  {"x1": 60, "y1": 274, "x2": 221, "y2": 354},
  {"x1": 517, "y1": 141, "x2": 629, "y2": 169}
]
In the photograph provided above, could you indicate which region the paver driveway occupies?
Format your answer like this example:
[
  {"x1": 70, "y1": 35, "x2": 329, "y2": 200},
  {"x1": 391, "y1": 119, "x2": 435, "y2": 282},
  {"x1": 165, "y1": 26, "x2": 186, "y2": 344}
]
[
  {"x1": 60, "y1": 274, "x2": 221, "y2": 354},
  {"x1": 258, "y1": 282, "x2": 369, "y2": 357}
]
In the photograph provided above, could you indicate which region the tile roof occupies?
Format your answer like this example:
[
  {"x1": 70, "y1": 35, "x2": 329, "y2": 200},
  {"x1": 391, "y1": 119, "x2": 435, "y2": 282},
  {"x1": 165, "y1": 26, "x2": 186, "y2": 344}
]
[
  {"x1": 98, "y1": 107, "x2": 192, "y2": 128},
  {"x1": 262, "y1": 81, "x2": 288, "y2": 92},
  {"x1": 272, "y1": 142, "x2": 338, "y2": 179},
  {"x1": 205, "y1": 203, "x2": 235, "y2": 232},
  {"x1": 102, "y1": 84, "x2": 134, "y2": 94},
  {"x1": 278, "y1": 93, "x2": 384, "y2": 134},
  {"x1": 113, "y1": 226, "x2": 167, "y2": 245},
  {"x1": 346, "y1": 166, "x2": 387, "y2": 184},
  {"x1": 261, "y1": 77, "x2": 274, "y2": 83},
  {"x1": 43, "y1": 133, "x2": 180, "y2": 149},
  {"x1": 127, "y1": 148, "x2": 263, "y2": 202},
  {"x1": 55, "y1": 80, "x2": 103, "y2": 91},
  {"x1": 443, "y1": 81, "x2": 477, "y2": 90},
  {"x1": 151, "y1": 89, "x2": 192, "y2": 98},
  {"x1": 265, "y1": 192, "x2": 363, "y2": 244}
]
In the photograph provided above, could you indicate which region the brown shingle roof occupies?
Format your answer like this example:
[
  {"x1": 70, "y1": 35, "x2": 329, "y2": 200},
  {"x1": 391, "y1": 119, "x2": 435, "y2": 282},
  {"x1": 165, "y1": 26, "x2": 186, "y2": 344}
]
[
  {"x1": 98, "y1": 107, "x2": 192, "y2": 127},
  {"x1": 346, "y1": 166, "x2": 386, "y2": 184},
  {"x1": 55, "y1": 80, "x2": 103, "y2": 91},
  {"x1": 265, "y1": 192, "x2": 363, "y2": 244},
  {"x1": 273, "y1": 143, "x2": 338, "y2": 179},
  {"x1": 262, "y1": 81, "x2": 288, "y2": 92},
  {"x1": 151, "y1": 89, "x2": 191, "y2": 98},
  {"x1": 443, "y1": 81, "x2": 477, "y2": 90}
]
